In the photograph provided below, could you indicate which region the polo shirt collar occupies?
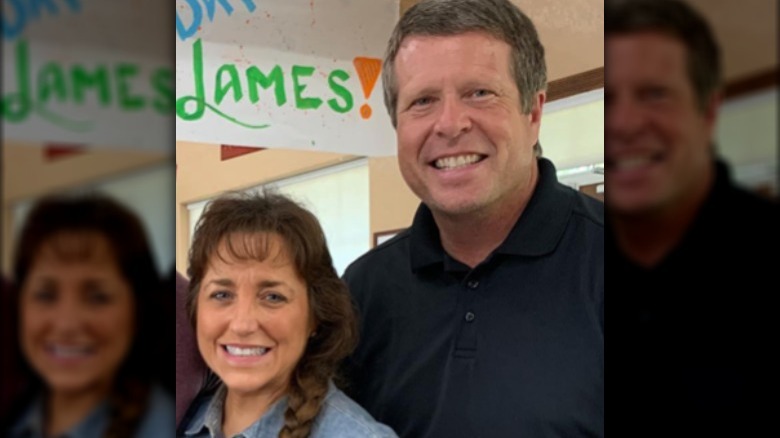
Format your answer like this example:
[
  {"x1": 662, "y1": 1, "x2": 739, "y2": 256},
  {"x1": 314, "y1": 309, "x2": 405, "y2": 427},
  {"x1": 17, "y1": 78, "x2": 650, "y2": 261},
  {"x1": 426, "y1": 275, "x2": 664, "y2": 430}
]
[{"x1": 410, "y1": 158, "x2": 574, "y2": 270}]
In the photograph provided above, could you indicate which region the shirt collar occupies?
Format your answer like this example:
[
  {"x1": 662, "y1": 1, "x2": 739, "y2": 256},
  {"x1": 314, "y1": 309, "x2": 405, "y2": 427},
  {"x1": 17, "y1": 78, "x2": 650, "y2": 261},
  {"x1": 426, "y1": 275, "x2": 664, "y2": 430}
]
[
  {"x1": 606, "y1": 158, "x2": 734, "y2": 271},
  {"x1": 184, "y1": 384, "x2": 291, "y2": 437},
  {"x1": 11, "y1": 396, "x2": 110, "y2": 438},
  {"x1": 184, "y1": 384, "x2": 225, "y2": 437},
  {"x1": 10, "y1": 397, "x2": 43, "y2": 438},
  {"x1": 410, "y1": 158, "x2": 574, "y2": 270}
]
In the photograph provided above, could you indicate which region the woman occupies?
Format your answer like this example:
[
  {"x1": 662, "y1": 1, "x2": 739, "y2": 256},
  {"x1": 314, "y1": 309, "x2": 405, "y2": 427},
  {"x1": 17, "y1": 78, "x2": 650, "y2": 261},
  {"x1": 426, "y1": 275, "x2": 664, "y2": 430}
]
[
  {"x1": 180, "y1": 192, "x2": 396, "y2": 438},
  {"x1": 3, "y1": 194, "x2": 174, "y2": 438}
]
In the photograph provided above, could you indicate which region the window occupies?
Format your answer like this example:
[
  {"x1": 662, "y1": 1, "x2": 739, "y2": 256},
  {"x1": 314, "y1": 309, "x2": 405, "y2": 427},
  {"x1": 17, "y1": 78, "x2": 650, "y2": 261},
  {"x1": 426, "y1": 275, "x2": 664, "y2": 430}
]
[{"x1": 188, "y1": 159, "x2": 369, "y2": 276}]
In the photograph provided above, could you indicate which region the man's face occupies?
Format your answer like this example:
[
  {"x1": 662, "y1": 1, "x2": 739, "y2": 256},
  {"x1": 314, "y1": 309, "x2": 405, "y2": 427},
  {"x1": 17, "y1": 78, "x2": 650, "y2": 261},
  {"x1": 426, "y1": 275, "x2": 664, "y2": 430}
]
[
  {"x1": 605, "y1": 32, "x2": 717, "y2": 215},
  {"x1": 393, "y1": 31, "x2": 543, "y2": 218}
]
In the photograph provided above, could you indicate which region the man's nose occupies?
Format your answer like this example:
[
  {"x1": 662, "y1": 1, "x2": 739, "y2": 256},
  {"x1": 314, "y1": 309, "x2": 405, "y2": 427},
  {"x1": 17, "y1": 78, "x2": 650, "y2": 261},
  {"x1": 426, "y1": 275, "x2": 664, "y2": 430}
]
[
  {"x1": 433, "y1": 96, "x2": 472, "y2": 141},
  {"x1": 606, "y1": 95, "x2": 646, "y2": 143}
]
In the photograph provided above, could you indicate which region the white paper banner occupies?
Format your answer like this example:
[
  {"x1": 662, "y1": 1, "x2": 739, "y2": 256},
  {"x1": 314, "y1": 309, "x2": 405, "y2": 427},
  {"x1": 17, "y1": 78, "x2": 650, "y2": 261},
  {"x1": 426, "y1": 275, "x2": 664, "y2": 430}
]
[
  {"x1": 1, "y1": 0, "x2": 173, "y2": 151},
  {"x1": 175, "y1": 0, "x2": 398, "y2": 156}
]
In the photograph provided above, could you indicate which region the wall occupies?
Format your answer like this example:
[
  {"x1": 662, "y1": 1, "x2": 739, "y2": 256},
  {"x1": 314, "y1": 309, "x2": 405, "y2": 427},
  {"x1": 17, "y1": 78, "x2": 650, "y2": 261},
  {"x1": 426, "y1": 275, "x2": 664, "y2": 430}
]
[
  {"x1": 174, "y1": 141, "x2": 356, "y2": 274},
  {"x1": 368, "y1": 156, "x2": 418, "y2": 236},
  {"x1": 3, "y1": 143, "x2": 167, "y2": 203},
  {"x1": 2, "y1": 142, "x2": 169, "y2": 275},
  {"x1": 717, "y1": 88, "x2": 778, "y2": 192}
]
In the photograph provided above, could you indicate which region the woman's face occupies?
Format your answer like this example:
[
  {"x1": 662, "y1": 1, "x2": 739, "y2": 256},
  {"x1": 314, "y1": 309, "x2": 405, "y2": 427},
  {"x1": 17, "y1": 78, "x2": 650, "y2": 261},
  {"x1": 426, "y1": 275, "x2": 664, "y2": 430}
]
[
  {"x1": 196, "y1": 233, "x2": 313, "y2": 399},
  {"x1": 20, "y1": 233, "x2": 136, "y2": 396}
]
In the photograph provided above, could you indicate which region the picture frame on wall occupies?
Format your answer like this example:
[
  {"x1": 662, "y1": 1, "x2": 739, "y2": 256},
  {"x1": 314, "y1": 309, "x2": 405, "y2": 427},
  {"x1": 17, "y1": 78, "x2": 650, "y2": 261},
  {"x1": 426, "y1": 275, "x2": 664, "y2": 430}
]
[{"x1": 373, "y1": 228, "x2": 406, "y2": 248}]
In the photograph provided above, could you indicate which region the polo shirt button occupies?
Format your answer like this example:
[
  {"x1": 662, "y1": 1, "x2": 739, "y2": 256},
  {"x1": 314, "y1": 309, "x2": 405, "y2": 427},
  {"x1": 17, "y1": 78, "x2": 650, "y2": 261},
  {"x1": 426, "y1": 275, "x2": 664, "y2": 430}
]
[
  {"x1": 465, "y1": 311, "x2": 476, "y2": 322},
  {"x1": 467, "y1": 280, "x2": 479, "y2": 289}
]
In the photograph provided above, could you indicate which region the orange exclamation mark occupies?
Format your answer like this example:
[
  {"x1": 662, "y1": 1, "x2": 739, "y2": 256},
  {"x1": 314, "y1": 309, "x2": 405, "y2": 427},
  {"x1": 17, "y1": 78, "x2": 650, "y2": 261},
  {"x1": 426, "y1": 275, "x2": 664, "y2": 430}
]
[{"x1": 353, "y1": 57, "x2": 382, "y2": 119}]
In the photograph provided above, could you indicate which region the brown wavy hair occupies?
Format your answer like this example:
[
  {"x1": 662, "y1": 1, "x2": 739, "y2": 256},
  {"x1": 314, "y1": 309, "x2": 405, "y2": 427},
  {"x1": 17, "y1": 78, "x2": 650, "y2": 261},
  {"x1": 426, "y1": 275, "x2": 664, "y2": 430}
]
[
  {"x1": 186, "y1": 191, "x2": 358, "y2": 438},
  {"x1": 7, "y1": 194, "x2": 164, "y2": 438}
]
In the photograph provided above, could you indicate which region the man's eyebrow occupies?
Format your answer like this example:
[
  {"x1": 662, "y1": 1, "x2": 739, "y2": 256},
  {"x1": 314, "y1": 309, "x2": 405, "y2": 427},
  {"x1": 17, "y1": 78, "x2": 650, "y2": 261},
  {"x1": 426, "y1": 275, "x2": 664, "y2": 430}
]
[{"x1": 402, "y1": 86, "x2": 439, "y2": 99}]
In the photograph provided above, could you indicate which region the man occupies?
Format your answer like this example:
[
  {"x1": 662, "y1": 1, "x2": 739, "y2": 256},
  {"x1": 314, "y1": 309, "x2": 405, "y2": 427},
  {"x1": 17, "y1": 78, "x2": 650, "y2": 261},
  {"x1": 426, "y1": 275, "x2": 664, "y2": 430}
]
[
  {"x1": 342, "y1": 0, "x2": 604, "y2": 436},
  {"x1": 606, "y1": 0, "x2": 778, "y2": 435}
]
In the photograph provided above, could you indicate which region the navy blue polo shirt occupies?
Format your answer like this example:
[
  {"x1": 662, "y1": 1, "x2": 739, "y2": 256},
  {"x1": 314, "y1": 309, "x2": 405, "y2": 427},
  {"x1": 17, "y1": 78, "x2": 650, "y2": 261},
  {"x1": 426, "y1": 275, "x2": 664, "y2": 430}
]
[
  {"x1": 608, "y1": 160, "x2": 779, "y2": 437},
  {"x1": 342, "y1": 158, "x2": 604, "y2": 438}
]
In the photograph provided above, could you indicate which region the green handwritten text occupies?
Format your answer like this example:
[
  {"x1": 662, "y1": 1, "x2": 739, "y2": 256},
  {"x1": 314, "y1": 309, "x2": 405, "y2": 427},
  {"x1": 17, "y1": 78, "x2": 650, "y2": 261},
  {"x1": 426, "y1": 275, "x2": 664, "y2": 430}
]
[
  {"x1": 175, "y1": 38, "x2": 355, "y2": 128},
  {"x1": 1, "y1": 40, "x2": 173, "y2": 132}
]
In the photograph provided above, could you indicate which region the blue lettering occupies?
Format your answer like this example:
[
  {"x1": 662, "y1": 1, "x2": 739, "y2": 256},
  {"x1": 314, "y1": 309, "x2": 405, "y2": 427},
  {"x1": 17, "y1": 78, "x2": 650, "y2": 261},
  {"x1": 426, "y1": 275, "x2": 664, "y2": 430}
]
[
  {"x1": 2, "y1": 0, "x2": 27, "y2": 39},
  {"x1": 201, "y1": 0, "x2": 233, "y2": 20},
  {"x1": 175, "y1": 0, "x2": 258, "y2": 42},
  {"x1": 240, "y1": 0, "x2": 256, "y2": 13},
  {"x1": 175, "y1": 0, "x2": 202, "y2": 41},
  {"x1": 26, "y1": 0, "x2": 60, "y2": 20},
  {"x1": 1, "y1": 0, "x2": 81, "y2": 40}
]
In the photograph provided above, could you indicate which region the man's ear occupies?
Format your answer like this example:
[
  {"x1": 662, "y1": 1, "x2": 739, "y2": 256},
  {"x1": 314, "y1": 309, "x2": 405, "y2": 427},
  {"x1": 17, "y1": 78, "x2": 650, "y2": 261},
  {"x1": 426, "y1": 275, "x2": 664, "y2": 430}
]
[
  {"x1": 531, "y1": 91, "x2": 546, "y2": 125},
  {"x1": 703, "y1": 91, "x2": 722, "y2": 133}
]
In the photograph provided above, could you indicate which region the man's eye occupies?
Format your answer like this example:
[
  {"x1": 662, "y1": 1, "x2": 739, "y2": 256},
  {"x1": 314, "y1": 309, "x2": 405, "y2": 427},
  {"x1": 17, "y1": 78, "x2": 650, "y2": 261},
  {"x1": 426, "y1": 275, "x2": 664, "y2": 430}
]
[
  {"x1": 471, "y1": 89, "x2": 493, "y2": 98},
  {"x1": 640, "y1": 87, "x2": 667, "y2": 101},
  {"x1": 411, "y1": 96, "x2": 433, "y2": 107}
]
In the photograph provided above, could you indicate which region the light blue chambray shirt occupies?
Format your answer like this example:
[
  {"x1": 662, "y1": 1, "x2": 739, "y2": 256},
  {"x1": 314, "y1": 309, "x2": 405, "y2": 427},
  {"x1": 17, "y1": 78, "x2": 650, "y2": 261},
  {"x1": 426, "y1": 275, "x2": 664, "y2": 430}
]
[
  {"x1": 10, "y1": 385, "x2": 175, "y2": 438},
  {"x1": 183, "y1": 380, "x2": 397, "y2": 438}
]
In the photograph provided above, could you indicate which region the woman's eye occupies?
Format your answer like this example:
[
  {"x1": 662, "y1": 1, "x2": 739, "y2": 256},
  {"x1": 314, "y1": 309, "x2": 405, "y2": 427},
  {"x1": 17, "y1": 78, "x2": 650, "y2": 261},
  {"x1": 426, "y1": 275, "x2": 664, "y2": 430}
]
[
  {"x1": 85, "y1": 290, "x2": 112, "y2": 305},
  {"x1": 209, "y1": 290, "x2": 232, "y2": 301},
  {"x1": 264, "y1": 292, "x2": 288, "y2": 304},
  {"x1": 31, "y1": 289, "x2": 57, "y2": 303}
]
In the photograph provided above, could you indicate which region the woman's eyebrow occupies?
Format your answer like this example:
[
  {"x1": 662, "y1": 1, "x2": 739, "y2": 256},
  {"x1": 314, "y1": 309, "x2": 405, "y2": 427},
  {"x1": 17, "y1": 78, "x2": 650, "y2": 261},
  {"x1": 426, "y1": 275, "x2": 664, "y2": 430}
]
[
  {"x1": 258, "y1": 280, "x2": 299, "y2": 297},
  {"x1": 206, "y1": 278, "x2": 234, "y2": 287},
  {"x1": 207, "y1": 278, "x2": 293, "y2": 290},
  {"x1": 258, "y1": 280, "x2": 283, "y2": 288}
]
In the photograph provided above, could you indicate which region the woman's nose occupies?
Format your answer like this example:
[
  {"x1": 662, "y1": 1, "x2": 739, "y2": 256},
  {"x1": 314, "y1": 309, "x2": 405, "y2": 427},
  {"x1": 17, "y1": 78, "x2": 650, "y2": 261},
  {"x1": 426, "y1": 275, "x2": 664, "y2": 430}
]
[{"x1": 228, "y1": 300, "x2": 260, "y2": 336}]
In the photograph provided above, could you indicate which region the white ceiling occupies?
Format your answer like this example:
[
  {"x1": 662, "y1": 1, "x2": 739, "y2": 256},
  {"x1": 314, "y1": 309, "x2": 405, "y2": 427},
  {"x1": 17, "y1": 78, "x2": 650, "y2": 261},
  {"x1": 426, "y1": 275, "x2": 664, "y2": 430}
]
[{"x1": 403, "y1": 0, "x2": 777, "y2": 82}]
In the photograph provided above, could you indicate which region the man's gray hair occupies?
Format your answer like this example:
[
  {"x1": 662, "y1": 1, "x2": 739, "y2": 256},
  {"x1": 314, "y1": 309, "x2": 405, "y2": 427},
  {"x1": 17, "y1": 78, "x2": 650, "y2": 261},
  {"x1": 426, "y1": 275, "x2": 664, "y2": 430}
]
[{"x1": 382, "y1": 0, "x2": 547, "y2": 131}]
